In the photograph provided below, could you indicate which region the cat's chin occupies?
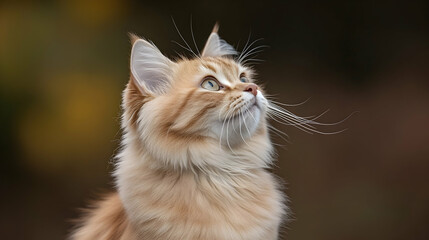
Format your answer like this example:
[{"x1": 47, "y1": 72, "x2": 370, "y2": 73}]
[{"x1": 214, "y1": 104, "x2": 264, "y2": 147}]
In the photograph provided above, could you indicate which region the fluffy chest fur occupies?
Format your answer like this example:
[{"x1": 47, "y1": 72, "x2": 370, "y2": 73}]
[{"x1": 115, "y1": 143, "x2": 285, "y2": 240}]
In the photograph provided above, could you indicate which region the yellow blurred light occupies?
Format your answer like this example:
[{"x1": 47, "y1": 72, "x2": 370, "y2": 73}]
[{"x1": 18, "y1": 73, "x2": 121, "y2": 174}]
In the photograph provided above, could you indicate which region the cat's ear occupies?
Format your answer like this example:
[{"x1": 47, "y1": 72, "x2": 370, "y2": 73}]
[
  {"x1": 201, "y1": 24, "x2": 237, "y2": 58},
  {"x1": 130, "y1": 35, "x2": 175, "y2": 95}
]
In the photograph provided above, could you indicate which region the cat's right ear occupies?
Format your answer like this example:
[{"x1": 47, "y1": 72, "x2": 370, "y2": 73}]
[
  {"x1": 130, "y1": 35, "x2": 175, "y2": 96},
  {"x1": 201, "y1": 24, "x2": 237, "y2": 58}
]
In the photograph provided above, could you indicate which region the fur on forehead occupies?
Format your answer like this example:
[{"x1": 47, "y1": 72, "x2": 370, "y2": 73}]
[
  {"x1": 171, "y1": 57, "x2": 255, "y2": 86},
  {"x1": 197, "y1": 58, "x2": 253, "y2": 78}
]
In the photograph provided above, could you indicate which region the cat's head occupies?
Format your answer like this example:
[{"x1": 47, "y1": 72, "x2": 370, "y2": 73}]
[{"x1": 122, "y1": 25, "x2": 272, "y2": 172}]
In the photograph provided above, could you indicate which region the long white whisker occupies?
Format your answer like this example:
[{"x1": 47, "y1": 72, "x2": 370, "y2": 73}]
[
  {"x1": 238, "y1": 32, "x2": 253, "y2": 61},
  {"x1": 240, "y1": 38, "x2": 264, "y2": 57},
  {"x1": 239, "y1": 44, "x2": 267, "y2": 63},
  {"x1": 238, "y1": 38, "x2": 264, "y2": 62},
  {"x1": 268, "y1": 125, "x2": 290, "y2": 143},
  {"x1": 268, "y1": 109, "x2": 317, "y2": 129},
  {"x1": 269, "y1": 102, "x2": 353, "y2": 127},
  {"x1": 189, "y1": 16, "x2": 200, "y2": 56},
  {"x1": 171, "y1": 17, "x2": 198, "y2": 58},
  {"x1": 172, "y1": 41, "x2": 197, "y2": 56},
  {"x1": 268, "y1": 110, "x2": 316, "y2": 130},
  {"x1": 308, "y1": 111, "x2": 358, "y2": 126},
  {"x1": 226, "y1": 114, "x2": 237, "y2": 155},
  {"x1": 217, "y1": 99, "x2": 233, "y2": 120},
  {"x1": 230, "y1": 104, "x2": 242, "y2": 134},
  {"x1": 267, "y1": 112, "x2": 316, "y2": 134},
  {"x1": 268, "y1": 109, "x2": 348, "y2": 135},
  {"x1": 241, "y1": 58, "x2": 266, "y2": 65},
  {"x1": 239, "y1": 45, "x2": 268, "y2": 60},
  {"x1": 219, "y1": 105, "x2": 236, "y2": 151},
  {"x1": 265, "y1": 97, "x2": 311, "y2": 107},
  {"x1": 239, "y1": 110, "x2": 251, "y2": 148},
  {"x1": 269, "y1": 105, "x2": 318, "y2": 125}
]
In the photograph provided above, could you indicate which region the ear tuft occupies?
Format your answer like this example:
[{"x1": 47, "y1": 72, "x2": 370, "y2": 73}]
[
  {"x1": 130, "y1": 39, "x2": 174, "y2": 95},
  {"x1": 211, "y1": 22, "x2": 219, "y2": 34},
  {"x1": 201, "y1": 24, "x2": 237, "y2": 58},
  {"x1": 128, "y1": 33, "x2": 140, "y2": 45}
]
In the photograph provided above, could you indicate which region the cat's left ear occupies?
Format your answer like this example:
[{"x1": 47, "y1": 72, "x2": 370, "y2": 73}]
[
  {"x1": 130, "y1": 36, "x2": 175, "y2": 95},
  {"x1": 201, "y1": 24, "x2": 237, "y2": 58}
]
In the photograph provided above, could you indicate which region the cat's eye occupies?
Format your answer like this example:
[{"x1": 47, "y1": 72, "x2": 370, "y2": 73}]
[
  {"x1": 201, "y1": 77, "x2": 221, "y2": 91},
  {"x1": 240, "y1": 74, "x2": 248, "y2": 83}
]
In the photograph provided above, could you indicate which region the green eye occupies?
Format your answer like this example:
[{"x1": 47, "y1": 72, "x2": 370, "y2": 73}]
[{"x1": 201, "y1": 77, "x2": 220, "y2": 91}]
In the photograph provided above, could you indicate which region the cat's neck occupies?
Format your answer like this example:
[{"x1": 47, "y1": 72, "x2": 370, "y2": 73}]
[
  {"x1": 117, "y1": 128, "x2": 273, "y2": 176},
  {"x1": 115, "y1": 140, "x2": 265, "y2": 183}
]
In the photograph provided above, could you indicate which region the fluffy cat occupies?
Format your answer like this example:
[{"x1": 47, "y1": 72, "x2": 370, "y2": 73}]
[{"x1": 70, "y1": 25, "x2": 288, "y2": 240}]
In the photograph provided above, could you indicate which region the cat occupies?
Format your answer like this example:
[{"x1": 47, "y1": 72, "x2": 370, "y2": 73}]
[{"x1": 70, "y1": 24, "x2": 288, "y2": 240}]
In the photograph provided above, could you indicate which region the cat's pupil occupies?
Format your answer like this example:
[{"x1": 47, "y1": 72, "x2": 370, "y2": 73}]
[
  {"x1": 209, "y1": 81, "x2": 214, "y2": 87},
  {"x1": 240, "y1": 77, "x2": 247, "y2": 82}
]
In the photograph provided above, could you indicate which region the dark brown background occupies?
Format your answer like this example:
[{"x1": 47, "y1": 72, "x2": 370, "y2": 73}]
[{"x1": 1, "y1": 0, "x2": 429, "y2": 239}]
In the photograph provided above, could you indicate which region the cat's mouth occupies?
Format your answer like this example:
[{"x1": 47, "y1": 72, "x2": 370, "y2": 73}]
[{"x1": 225, "y1": 100, "x2": 259, "y2": 121}]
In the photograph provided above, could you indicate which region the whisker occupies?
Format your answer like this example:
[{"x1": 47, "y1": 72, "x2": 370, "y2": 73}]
[
  {"x1": 241, "y1": 58, "x2": 266, "y2": 65},
  {"x1": 226, "y1": 114, "x2": 237, "y2": 154},
  {"x1": 267, "y1": 104, "x2": 350, "y2": 135},
  {"x1": 242, "y1": 109, "x2": 252, "y2": 136},
  {"x1": 172, "y1": 41, "x2": 197, "y2": 56},
  {"x1": 238, "y1": 44, "x2": 268, "y2": 63},
  {"x1": 267, "y1": 112, "x2": 316, "y2": 134},
  {"x1": 238, "y1": 38, "x2": 264, "y2": 63},
  {"x1": 238, "y1": 32, "x2": 252, "y2": 61},
  {"x1": 240, "y1": 49, "x2": 266, "y2": 62},
  {"x1": 171, "y1": 17, "x2": 198, "y2": 58},
  {"x1": 265, "y1": 97, "x2": 311, "y2": 107},
  {"x1": 308, "y1": 111, "x2": 358, "y2": 126},
  {"x1": 268, "y1": 108, "x2": 317, "y2": 129},
  {"x1": 219, "y1": 106, "x2": 236, "y2": 151},
  {"x1": 189, "y1": 16, "x2": 200, "y2": 56},
  {"x1": 240, "y1": 45, "x2": 268, "y2": 58},
  {"x1": 269, "y1": 102, "x2": 353, "y2": 127},
  {"x1": 239, "y1": 110, "x2": 251, "y2": 148},
  {"x1": 269, "y1": 104, "x2": 318, "y2": 123},
  {"x1": 268, "y1": 125, "x2": 290, "y2": 144}
]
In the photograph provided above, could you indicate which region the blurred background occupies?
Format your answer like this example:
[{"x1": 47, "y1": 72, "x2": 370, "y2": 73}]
[{"x1": 1, "y1": 0, "x2": 429, "y2": 239}]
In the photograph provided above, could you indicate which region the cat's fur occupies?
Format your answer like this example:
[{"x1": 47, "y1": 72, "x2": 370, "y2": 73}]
[{"x1": 70, "y1": 25, "x2": 286, "y2": 240}]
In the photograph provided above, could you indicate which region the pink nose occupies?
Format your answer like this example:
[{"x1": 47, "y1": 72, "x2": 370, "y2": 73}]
[{"x1": 244, "y1": 83, "x2": 258, "y2": 96}]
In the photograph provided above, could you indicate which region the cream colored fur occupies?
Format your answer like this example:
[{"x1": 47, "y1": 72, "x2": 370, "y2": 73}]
[{"x1": 70, "y1": 26, "x2": 286, "y2": 240}]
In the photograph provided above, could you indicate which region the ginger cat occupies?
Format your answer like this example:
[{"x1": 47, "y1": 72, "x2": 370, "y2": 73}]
[{"x1": 70, "y1": 25, "x2": 287, "y2": 240}]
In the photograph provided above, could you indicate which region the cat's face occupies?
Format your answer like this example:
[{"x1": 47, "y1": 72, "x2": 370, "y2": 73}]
[
  {"x1": 160, "y1": 57, "x2": 268, "y2": 147},
  {"x1": 123, "y1": 26, "x2": 272, "y2": 170}
]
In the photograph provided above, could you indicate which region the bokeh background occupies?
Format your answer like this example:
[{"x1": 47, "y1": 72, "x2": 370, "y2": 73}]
[{"x1": 1, "y1": 0, "x2": 429, "y2": 239}]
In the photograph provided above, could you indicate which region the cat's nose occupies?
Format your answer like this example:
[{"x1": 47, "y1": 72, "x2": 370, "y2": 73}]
[{"x1": 244, "y1": 83, "x2": 258, "y2": 96}]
